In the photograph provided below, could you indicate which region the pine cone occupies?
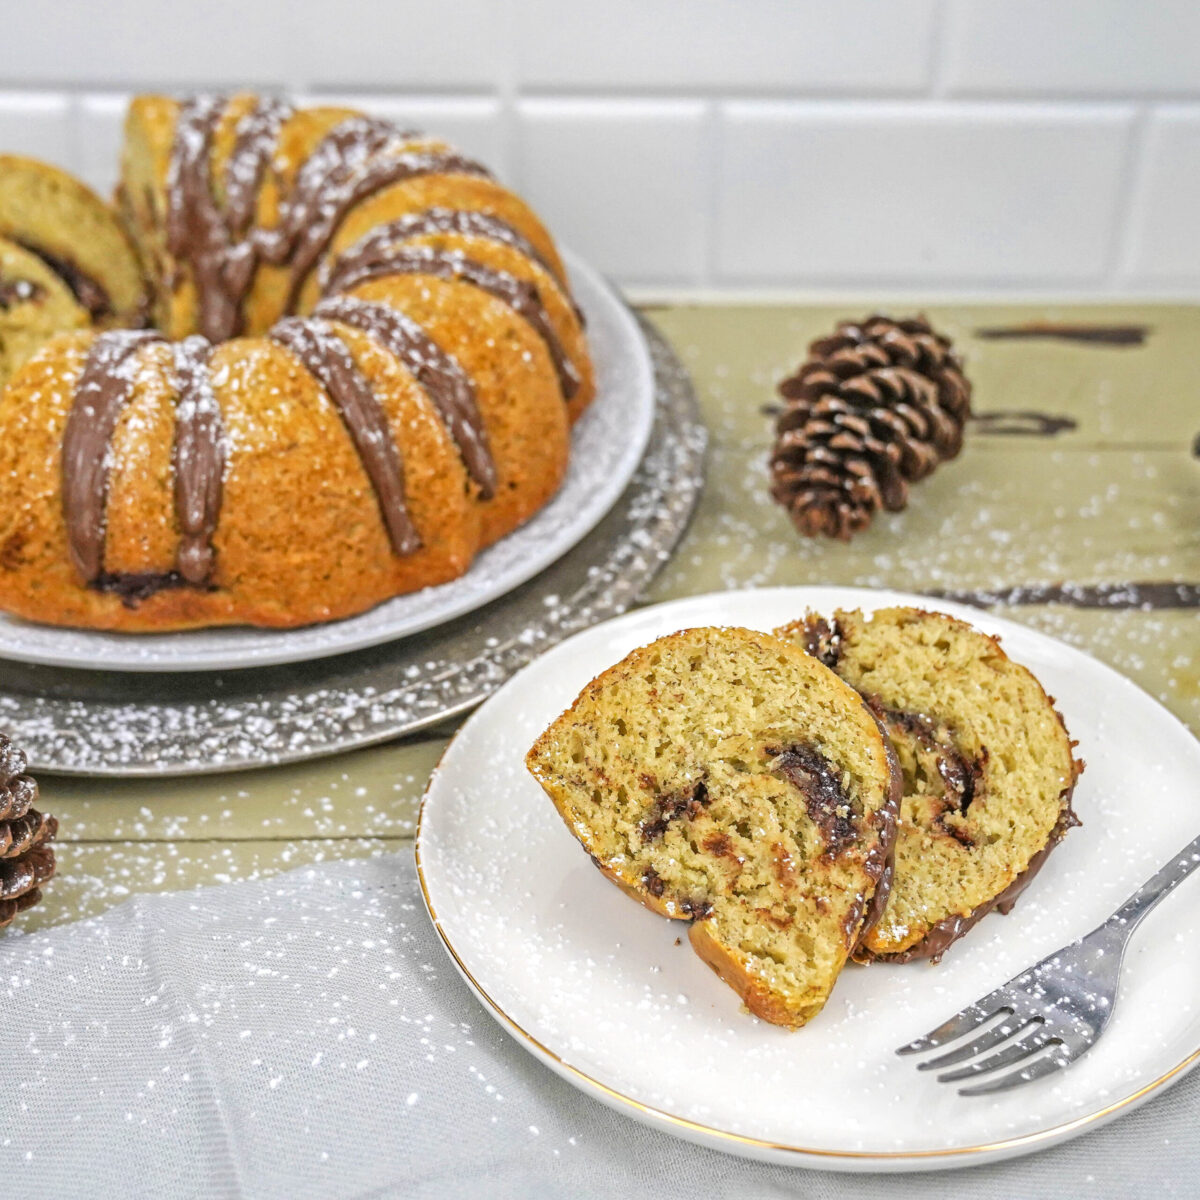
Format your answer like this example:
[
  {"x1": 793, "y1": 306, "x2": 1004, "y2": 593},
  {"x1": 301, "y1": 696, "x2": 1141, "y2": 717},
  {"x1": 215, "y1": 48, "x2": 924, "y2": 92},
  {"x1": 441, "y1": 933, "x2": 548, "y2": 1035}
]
[
  {"x1": 0, "y1": 733, "x2": 55, "y2": 928},
  {"x1": 770, "y1": 314, "x2": 971, "y2": 541}
]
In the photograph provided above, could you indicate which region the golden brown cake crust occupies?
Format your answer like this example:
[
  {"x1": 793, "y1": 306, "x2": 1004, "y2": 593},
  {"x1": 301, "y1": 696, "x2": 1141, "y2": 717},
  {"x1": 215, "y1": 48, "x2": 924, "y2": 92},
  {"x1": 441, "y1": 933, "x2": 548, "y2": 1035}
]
[{"x1": 0, "y1": 94, "x2": 592, "y2": 631}]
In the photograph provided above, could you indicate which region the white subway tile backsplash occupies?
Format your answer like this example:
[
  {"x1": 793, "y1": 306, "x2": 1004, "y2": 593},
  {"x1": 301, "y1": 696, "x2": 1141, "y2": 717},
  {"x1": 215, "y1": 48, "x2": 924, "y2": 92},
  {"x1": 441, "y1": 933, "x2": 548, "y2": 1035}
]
[
  {"x1": 1, "y1": 1, "x2": 293, "y2": 87},
  {"x1": 0, "y1": 94, "x2": 73, "y2": 172},
  {"x1": 1125, "y1": 109, "x2": 1200, "y2": 282},
  {"x1": 298, "y1": 94, "x2": 505, "y2": 174},
  {"x1": 292, "y1": 0, "x2": 503, "y2": 88},
  {"x1": 514, "y1": 0, "x2": 936, "y2": 93},
  {"x1": 0, "y1": 0, "x2": 1195, "y2": 293},
  {"x1": 946, "y1": 1, "x2": 1200, "y2": 97},
  {"x1": 515, "y1": 99, "x2": 708, "y2": 285},
  {"x1": 715, "y1": 103, "x2": 1132, "y2": 284}
]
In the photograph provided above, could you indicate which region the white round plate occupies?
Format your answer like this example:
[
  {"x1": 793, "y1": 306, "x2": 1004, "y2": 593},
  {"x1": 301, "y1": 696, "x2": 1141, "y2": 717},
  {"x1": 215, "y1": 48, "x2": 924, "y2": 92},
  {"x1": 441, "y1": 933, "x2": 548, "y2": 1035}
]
[
  {"x1": 417, "y1": 586, "x2": 1200, "y2": 1172},
  {"x1": 0, "y1": 249, "x2": 653, "y2": 672}
]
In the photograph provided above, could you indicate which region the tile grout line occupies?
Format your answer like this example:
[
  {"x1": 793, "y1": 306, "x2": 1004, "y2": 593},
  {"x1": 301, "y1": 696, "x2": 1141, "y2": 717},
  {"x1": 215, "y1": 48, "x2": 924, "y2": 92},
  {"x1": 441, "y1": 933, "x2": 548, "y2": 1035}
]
[
  {"x1": 1109, "y1": 102, "x2": 1154, "y2": 289},
  {"x1": 928, "y1": 0, "x2": 953, "y2": 99},
  {"x1": 700, "y1": 100, "x2": 721, "y2": 290}
]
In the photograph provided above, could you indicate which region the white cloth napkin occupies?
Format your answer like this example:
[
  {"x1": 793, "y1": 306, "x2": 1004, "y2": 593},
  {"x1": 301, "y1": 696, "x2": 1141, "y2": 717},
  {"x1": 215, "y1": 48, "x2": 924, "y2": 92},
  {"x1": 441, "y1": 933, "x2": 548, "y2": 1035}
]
[{"x1": 0, "y1": 851, "x2": 1193, "y2": 1199}]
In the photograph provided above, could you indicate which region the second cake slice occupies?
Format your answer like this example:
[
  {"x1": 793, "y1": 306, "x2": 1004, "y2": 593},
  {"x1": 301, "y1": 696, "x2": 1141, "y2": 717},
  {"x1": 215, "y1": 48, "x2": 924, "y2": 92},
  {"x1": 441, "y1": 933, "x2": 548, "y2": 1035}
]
[
  {"x1": 525, "y1": 626, "x2": 901, "y2": 1029},
  {"x1": 777, "y1": 607, "x2": 1082, "y2": 963}
]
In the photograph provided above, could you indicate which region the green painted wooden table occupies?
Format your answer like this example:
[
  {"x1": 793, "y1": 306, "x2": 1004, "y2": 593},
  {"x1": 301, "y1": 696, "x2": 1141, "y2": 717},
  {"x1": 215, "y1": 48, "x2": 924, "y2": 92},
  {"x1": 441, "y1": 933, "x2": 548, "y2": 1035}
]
[{"x1": 25, "y1": 303, "x2": 1200, "y2": 932}]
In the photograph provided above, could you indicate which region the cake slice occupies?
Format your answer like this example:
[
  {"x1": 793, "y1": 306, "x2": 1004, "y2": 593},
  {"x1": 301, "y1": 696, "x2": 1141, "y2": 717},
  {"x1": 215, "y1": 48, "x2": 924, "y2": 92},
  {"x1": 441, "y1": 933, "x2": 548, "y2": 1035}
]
[
  {"x1": 0, "y1": 155, "x2": 146, "y2": 331},
  {"x1": 525, "y1": 626, "x2": 901, "y2": 1029},
  {"x1": 776, "y1": 607, "x2": 1083, "y2": 962}
]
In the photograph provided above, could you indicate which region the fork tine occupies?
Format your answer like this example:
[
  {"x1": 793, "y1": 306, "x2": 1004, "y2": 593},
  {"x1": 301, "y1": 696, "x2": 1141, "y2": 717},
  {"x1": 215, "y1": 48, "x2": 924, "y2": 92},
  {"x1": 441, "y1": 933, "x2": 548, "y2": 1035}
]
[
  {"x1": 957, "y1": 1048, "x2": 1073, "y2": 1097},
  {"x1": 896, "y1": 991, "x2": 1011, "y2": 1055},
  {"x1": 917, "y1": 1014, "x2": 1038, "y2": 1071},
  {"x1": 936, "y1": 1028, "x2": 1055, "y2": 1083}
]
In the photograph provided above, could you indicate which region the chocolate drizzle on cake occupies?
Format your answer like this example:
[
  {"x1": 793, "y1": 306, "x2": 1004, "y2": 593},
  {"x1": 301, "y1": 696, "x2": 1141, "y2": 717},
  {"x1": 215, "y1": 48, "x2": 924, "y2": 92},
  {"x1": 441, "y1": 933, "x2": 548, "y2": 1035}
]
[
  {"x1": 223, "y1": 97, "x2": 293, "y2": 236},
  {"x1": 314, "y1": 295, "x2": 496, "y2": 497},
  {"x1": 62, "y1": 329, "x2": 165, "y2": 582},
  {"x1": 166, "y1": 95, "x2": 299, "y2": 342},
  {"x1": 62, "y1": 330, "x2": 227, "y2": 600},
  {"x1": 322, "y1": 244, "x2": 580, "y2": 400},
  {"x1": 270, "y1": 317, "x2": 421, "y2": 556},
  {"x1": 319, "y1": 207, "x2": 566, "y2": 291},
  {"x1": 253, "y1": 117, "x2": 491, "y2": 313},
  {"x1": 170, "y1": 335, "x2": 226, "y2": 584},
  {"x1": 166, "y1": 96, "x2": 244, "y2": 342}
]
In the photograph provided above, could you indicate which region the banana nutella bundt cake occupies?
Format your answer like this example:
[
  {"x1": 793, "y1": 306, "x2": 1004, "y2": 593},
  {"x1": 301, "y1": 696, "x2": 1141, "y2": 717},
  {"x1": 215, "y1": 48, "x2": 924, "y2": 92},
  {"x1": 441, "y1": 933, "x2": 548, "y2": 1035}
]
[
  {"x1": 0, "y1": 93, "x2": 594, "y2": 630},
  {"x1": 526, "y1": 627, "x2": 901, "y2": 1029},
  {"x1": 776, "y1": 607, "x2": 1082, "y2": 963}
]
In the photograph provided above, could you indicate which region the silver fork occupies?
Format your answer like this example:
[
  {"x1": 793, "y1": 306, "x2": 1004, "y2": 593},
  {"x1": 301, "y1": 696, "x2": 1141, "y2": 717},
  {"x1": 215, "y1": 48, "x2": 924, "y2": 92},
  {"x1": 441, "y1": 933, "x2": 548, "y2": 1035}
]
[{"x1": 897, "y1": 831, "x2": 1200, "y2": 1095}]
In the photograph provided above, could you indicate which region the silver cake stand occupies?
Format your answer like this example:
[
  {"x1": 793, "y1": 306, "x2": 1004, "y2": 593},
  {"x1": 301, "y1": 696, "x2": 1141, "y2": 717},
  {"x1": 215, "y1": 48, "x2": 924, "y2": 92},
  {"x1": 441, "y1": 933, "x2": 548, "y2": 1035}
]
[{"x1": 0, "y1": 316, "x2": 706, "y2": 776}]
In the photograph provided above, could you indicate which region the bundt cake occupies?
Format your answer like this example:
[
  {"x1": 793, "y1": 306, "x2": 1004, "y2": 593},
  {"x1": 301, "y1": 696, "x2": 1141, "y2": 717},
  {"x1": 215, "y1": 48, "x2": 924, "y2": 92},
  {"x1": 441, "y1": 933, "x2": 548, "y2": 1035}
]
[
  {"x1": 776, "y1": 607, "x2": 1083, "y2": 963},
  {"x1": 0, "y1": 93, "x2": 594, "y2": 631},
  {"x1": 525, "y1": 627, "x2": 902, "y2": 1029}
]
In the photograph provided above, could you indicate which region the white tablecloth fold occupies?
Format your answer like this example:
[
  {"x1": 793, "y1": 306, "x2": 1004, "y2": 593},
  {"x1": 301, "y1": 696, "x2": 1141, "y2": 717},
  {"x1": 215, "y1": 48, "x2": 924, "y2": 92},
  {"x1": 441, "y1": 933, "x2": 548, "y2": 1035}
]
[{"x1": 0, "y1": 853, "x2": 1192, "y2": 1199}]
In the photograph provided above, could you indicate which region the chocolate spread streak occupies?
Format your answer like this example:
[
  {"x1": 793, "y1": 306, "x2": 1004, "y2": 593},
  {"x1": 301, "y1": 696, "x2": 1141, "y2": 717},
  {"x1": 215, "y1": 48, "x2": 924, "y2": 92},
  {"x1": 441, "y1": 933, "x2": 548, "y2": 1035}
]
[
  {"x1": 767, "y1": 737, "x2": 900, "y2": 946},
  {"x1": 13, "y1": 239, "x2": 111, "y2": 319},
  {"x1": 318, "y1": 207, "x2": 566, "y2": 293},
  {"x1": 638, "y1": 781, "x2": 709, "y2": 843},
  {"x1": 270, "y1": 317, "x2": 420, "y2": 556},
  {"x1": 314, "y1": 295, "x2": 496, "y2": 497},
  {"x1": 62, "y1": 330, "x2": 165, "y2": 582},
  {"x1": 884, "y1": 799, "x2": 1082, "y2": 964},
  {"x1": 926, "y1": 581, "x2": 1200, "y2": 611},
  {"x1": 975, "y1": 322, "x2": 1148, "y2": 347},
  {"x1": 865, "y1": 698, "x2": 984, "y2": 850},
  {"x1": 0, "y1": 278, "x2": 44, "y2": 309},
  {"x1": 769, "y1": 745, "x2": 857, "y2": 857},
  {"x1": 971, "y1": 410, "x2": 1077, "y2": 437},
  {"x1": 170, "y1": 335, "x2": 226, "y2": 584},
  {"x1": 322, "y1": 244, "x2": 580, "y2": 401},
  {"x1": 166, "y1": 96, "x2": 241, "y2": 342}
]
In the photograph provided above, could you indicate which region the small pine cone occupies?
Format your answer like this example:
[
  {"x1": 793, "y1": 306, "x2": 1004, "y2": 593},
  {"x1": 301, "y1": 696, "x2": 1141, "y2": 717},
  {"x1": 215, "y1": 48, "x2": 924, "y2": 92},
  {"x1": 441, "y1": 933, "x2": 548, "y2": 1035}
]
[
  {"x1": 0, "y1": 732, "x2": 56, "y2": 929},
  {"x1": 770, "y1": 314, "x2": 972, "y2": 541}
]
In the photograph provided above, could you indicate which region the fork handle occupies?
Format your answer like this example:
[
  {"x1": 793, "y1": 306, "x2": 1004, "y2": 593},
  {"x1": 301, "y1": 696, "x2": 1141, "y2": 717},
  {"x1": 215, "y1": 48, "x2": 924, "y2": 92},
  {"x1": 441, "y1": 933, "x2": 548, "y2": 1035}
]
[{"x1": 1104, "y1": 832, "x2": 1200, "y2": 940}]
